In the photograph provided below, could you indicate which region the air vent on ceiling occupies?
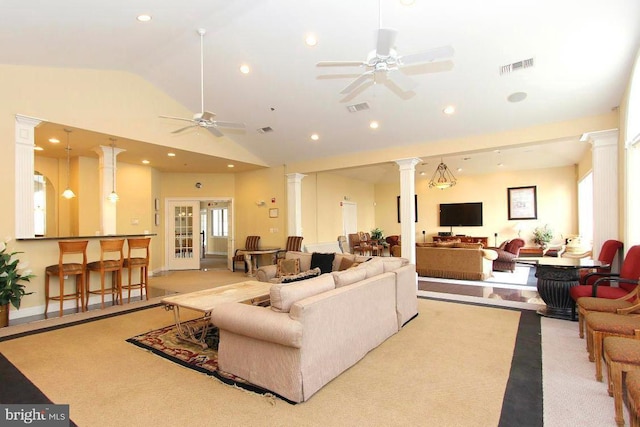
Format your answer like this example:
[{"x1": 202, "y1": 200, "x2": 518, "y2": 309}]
[
  {"x1": 500, "y1": 58, "x2": 534, "y2": 75},
  {"x1": 257, "y1": 126, "x2": 274, "y2": 134},
  {"x1": 346, "y1": 102, "x2": 370, "y2": 113}
]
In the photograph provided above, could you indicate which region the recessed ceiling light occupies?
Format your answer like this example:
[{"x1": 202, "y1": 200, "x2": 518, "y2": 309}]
[
  {"x1": 305, "y1": 34, "x2": 318, "y2": 46},
  {"x1": 369, "y1": 121, "x2": 379, "y2": 129},
  {"x1": 507, "y1": 92, "x2": 527, "y2": 103},
  {"x1": 310, "y1": 133, "x2": 319, "y2": 141},
  {"x1": 419, "y1": 171, "x2": 425, "y2": 176},
  {"x1": 167, "y1": 152, "x2": 176, "y2": 157},
  {"x1": 34, "y1": 145, "x2": 44, "y2": 151},
  {"x1": 498, "y1": 163, "x2": 504, "y2": 167},
  {"x1": 443, "y1": 105, "x2": 456, "y2": 115},
  {"x1": 457, "y1": 168, "x2": 463, "y2": 172},
  {"x1": 142, "y1": 159, "x2": 150, "y2": 164},
  {"x1": 227, "y1": 164, "x2": 234, "y2": 168},
  {"x1": 136, "y1": 14, "x2": 152, "y2": 22},
  {"x1": 48, "y1": 138, "x2": 60, "y2": 144},
  {"x1": 239, "y1": 64, "x2": 250, "y2": 74}
]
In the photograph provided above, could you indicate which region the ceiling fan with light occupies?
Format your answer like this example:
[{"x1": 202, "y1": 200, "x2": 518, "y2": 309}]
[
  {"x1": 160, "y1": 28, "x2": 245, "y2": 137},
  {"x1": 317, "y1": 27, "x2": 454, "y2": 96}
]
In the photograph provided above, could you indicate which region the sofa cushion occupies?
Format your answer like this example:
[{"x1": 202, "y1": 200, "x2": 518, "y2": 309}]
[
  {"x1": 356, "y1": 258, "x2": 384, "y2": 278},
  {"x1": 270, "y1": 272, "x2": 335, "y2": 313},
  {"x1": 286, "y1": 251, "x2": 312, "y2": 271},
  {"x1": 453, "y1": 242, "x2": 483, "y2": 249},
  {"x1": 311, "y1": 252, "x2": 335, "y2": 274},
  {"x1": 276, "y1": 258, "x2": 300, "y2": 277},
  {"x1": 281, "y1": 267, "x2": 321, "y2": 283},
  {"x1": 332, "y1": 267, "x2": 367, "y2": 288},
  {"x1": 435, "y1": 239, "x2": 461, "y2": 247},
  {"x1": 333, "y1": 253, "x2": 356, "y2": 271},
  {"x1": 381, "y1": 258, "x2": 404, "y2": 272}
]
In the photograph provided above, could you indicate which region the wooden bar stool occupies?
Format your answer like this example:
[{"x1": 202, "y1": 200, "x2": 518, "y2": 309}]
[
  {"x1": 44, "y1": 240, "x2": 88, "y2": 318},
  {"x1": 86, "y1": 239, "x2": 125, "y2": 309},
  {"x1": 122, "y1": 237, "x2": 150, "y2": 303}
]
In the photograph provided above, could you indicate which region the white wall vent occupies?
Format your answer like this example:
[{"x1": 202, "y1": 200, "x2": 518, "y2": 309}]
[
  {"x1": 257, "y1": 126, "x2": 274, "y2": 134},
  {"x1": 346, "y1": 102, "x2": 370, "y2": 113},
  {"x1": 500, "y1": 58, "x2": 534, "y2": 75}
]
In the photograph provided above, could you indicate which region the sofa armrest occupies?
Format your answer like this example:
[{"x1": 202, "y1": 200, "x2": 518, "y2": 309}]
[
  {"x1": 482, "y1": 249, "x2": 498, "y2": 260},
  {"x1": 211, "y1": 303, "x2": 303, "y2": 348},
  {"x1": 256, "y1": 264, "x2": 278, "y2": 282}
]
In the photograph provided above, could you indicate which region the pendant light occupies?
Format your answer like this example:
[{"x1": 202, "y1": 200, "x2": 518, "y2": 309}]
[
  {"x1": 107, "y1": 138, "x2": 119, "y2": 203},
  {"x1": 428, "y1": 159, "x2": 457, "y2": 190},
  {"x1": 61, "y1": 129, "x2": 76, "y2": 199}
]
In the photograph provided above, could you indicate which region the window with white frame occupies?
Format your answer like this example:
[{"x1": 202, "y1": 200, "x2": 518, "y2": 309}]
[{"x1": 211, "y1": 207, "x2": 228, "y2": 237}]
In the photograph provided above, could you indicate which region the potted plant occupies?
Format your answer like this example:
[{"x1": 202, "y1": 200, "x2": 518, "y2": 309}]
[
  {"x1": 370, "y1": 228, "x2": 384, "y2": 242},
  {"x1": 0, "y1": 239, "x2": 35, "y2": 327},
  {"x1": 532, "y1": 225, "x2": 554, "y2": 247}
]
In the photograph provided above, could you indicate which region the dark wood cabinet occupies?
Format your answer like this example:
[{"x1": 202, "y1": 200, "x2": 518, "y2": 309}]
[{"x1": 432, "y1": 235, "x2": 489, "y2": 247}]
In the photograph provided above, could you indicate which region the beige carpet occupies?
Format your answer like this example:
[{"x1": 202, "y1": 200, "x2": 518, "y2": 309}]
[{"x1": 0, "y1": 299, "x2": 520, "y2": 427}]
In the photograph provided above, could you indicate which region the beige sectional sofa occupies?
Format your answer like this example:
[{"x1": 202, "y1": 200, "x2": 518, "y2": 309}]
[
  {"x1": 211, "y1": 256, "x2": 417, "y2": 403},
  {"x1": 416, "y1": 242, "x2": 498, "y2": 281}
]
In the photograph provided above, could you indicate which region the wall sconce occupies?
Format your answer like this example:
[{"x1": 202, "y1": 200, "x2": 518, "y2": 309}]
[
  {"x1": 256, "y1": 200, "x2": 266, "y2": 206},
  {"x1": 61, "y1": 129, "x2": 76, "y2": 199}
]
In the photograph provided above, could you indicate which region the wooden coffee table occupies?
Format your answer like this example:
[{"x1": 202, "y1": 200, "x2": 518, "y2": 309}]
[{"x1": 161, "y1": 280, "x2": 271, "y2": 348}]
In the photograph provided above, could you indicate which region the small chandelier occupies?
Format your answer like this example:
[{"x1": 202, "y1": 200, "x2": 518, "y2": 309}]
[
  {"x1": 107, "y1": 138, "x2": 119, "y2": 203},
  {"x1": 428, "y1": 159, "x2": 457, "y2": 190},
  {"x1": 61, "y1": 129, "x2": 76, "y2": 199}
]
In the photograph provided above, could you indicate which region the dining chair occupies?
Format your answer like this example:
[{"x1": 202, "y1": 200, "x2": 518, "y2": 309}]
[
  {"x1": 44, "y1": 240, "x2": 88, "y2": 318},
  {"x1": 232, "y1": 236, "x2": 260, "y2": 272},
  {"x1": 626, "y1": 370, "x2": 640, "y2": 427},
  {"x1": 86, "y1": 239, "x2": 125, "y2": 309},
  {"x1": 604, "y1": 336, "x2": 640, "y2": 427},
  {"x1": 121, "y1": 237, "x2": 151, "y2": 303},
  {"x1": 277, "y1": 236, "x2": 303, "y2": 259}
]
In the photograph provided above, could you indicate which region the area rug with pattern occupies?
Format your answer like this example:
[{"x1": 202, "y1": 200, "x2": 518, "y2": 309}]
[{"x1": 126, "y1": 319, "x2": 277, "y2": 399}]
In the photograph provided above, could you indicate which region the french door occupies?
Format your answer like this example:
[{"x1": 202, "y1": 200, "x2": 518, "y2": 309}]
[{"x1": 168, "y1": 200, "x2": 201, "y2": 270}]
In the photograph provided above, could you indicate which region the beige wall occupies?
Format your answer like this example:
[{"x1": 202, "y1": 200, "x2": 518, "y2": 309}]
[
  {"x1": 375, "y1": 165, "x2": 578, "y2": 247},
  {"x1": 301, "y1": 172, "x2": 376, "y2": 243}
]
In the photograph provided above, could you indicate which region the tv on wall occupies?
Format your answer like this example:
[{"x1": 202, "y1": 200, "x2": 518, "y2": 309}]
[{"x1": 439, "y1": 202, "x2": 483, "y2": 227}]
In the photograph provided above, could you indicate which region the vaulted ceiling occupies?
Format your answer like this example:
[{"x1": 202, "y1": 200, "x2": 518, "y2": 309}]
[{"x1": 4, "y1": 0, "x2": 640, "y2": 179}]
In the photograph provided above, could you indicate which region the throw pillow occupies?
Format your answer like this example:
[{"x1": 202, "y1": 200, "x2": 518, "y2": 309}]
[
  {"x1": 276, "y1": 258, "x2": 300, "y2": 277},
  {"x1": 310, "y1": 252, "x2": 335, "y2": 274},
  {"x1": 281, "y1": 267, "x2": 321, "y2": 283},
  {"x1": 338, "y1": 256, "x2": 355, "y2": 271}
]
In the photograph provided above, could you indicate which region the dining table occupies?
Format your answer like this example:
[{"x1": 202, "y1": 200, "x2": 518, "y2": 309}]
[{"x1": 515, "y1": 256, "x2": 609, "y2": 320}]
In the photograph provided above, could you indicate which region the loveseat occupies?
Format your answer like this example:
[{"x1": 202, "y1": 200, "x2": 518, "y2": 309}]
[
  {"x1": 211, "y1": 256, "x2": 417, "y2": 403},
  {"x1": 416, "y1": 242, "x2": 498, "y2": 281}
]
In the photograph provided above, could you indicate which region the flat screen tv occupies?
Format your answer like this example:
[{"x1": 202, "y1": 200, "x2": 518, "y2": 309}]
[{"x1": 439, "y1": 202, "x2": 483, "y2": 227}]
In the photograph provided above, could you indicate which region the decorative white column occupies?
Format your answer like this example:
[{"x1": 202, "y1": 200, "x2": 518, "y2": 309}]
[
  {"x1": 395, "y1": 158, "x2": 421, "y2": 265},
  {"x1": 94, "y1": 145, "x2": 125, "y2": 235},
  {"x1": 286, "y1": 173, "x2": 306, "y2": 237},
  {"x1": 580, "y1": 129, "x2": 619, "y2": 260},
  {"x1": 15, "y1": 115, "x2": 42, "y2": 238}
]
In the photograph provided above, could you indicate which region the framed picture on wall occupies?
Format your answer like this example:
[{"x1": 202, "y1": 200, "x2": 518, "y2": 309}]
[
  {"x1": 507, "y1": 186, "x2": 537, "y2": 220},
  {"x1": 397, "y1": 195, "x2": 418, "y2": 223}
]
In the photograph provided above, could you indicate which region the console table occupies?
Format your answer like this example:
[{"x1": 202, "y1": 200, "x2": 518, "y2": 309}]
[{"x1": 433, "y1": 236, "x2": 489, "y2": 247}]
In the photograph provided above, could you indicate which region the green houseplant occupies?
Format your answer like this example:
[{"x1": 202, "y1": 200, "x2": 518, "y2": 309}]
[
  {"x1": 0, "y1": 239, "x2": 35, "y2": 325},
  {"x1": 532, "y1": 225, "x2": 554, "y2": 247},
  {"x1": 370, "y1": 228, "x2": 384, "y2": 241}
]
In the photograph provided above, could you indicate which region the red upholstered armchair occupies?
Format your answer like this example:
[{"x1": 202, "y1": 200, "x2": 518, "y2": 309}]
[
  {"x1": 578, "y1": 239, "x2": 623, "y2": 286},
  {"x1": 570, "y1": 244, "x2": 640, "y2": 302},
  {"x1": 232, "y1": 235, "x2": 261, "y2": 272},
  {"x1": 492, "y1": 238, "x2": 525, "y2": 272}
]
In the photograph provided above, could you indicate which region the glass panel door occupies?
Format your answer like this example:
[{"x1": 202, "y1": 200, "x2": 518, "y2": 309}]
[{"x1": 168, "y1": 201, "x2": 200, "y2": 270}]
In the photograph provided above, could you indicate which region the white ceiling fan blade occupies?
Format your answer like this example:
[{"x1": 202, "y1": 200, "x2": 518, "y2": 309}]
[
  {"x1": 387, "y1": 69, "x2": 418, "y2": 92},
  {"x1": 159, "y1": 115, "x2": 194, "y2": 123},
  {"x1": 209, "y1": 126, "x2": 224, "y2": 137},
  {"x1": 213, "y1": 121, "x2": 246, "y2": 129},
  {"x1": 317, "y1": 60, "x2": 367, "y2": 67},
  {"x1": 400, "y1": 45, "x2": 455, "y2": 66},
  {"x1": 340, "y1": 71, "x2": 374, "y2": 94},
  {"x1": 172, "y1": 125, "x2": 197, "y2": 134},
  {"x1": 376, "y1": 28, "x2": 398, "y2": 57}
]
